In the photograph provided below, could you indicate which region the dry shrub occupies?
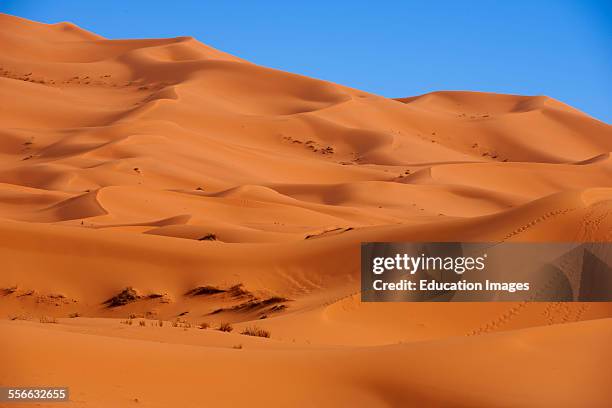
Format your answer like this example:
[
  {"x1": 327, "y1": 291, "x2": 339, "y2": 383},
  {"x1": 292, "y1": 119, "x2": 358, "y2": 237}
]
[
  {"x1": 139, "y1": 320, "x2": 146, "y2": 327},
  {"x1": 232, "y1": 344, "x2": 243, "y2": 349},
  {"x1": 269, "y1": 304, "x2": 287, "y2": 313},
  {"x1": 232, "y1": 296, "x2": 288, "y2": 312},
  {"x1": 241, "y1": 326, "x2": 270, "y2": 338},
  {"x1": 218, "y1": 322, "x2": 233, "y2": 332},
  {"x1": 186, "y1": 286, "x2": 225, "y2": 296},
  {"x1": 39, "y1": 316, "x2": 58, "y2": 324},
  {"x1": 172, "y1": 319, "x2": 191, "y2": 328},
  {"x1": 198, "y1": 233, "x2": 217, "y2": 241},
  {"x1": 68, "y1": 312, "x2": 80, "y2": 318},
  {"x1": 104, "y1": 287, "x2": 140, "y2": 307},
  {"x1": 2, "y1": 286, "x2": 18, "y2": 296},
  {"x1": 228, "y1": 283, "x2": 250, "y2": 297}
]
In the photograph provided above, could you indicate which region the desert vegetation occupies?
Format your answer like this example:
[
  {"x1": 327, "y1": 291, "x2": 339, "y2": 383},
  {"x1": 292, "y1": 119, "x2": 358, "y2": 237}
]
[
  {"x1": 198, "y1": 233, "x2": 217, "y2": 241},
  {"x1": 218, "y1": 322, "x2": 233, "y2": 332},
  {"x1": 241, "y1": 326, "x2": 271, "y2": 338},
  {"x1": 104, "y1": 287, "x2": 140, "y2": 307}
]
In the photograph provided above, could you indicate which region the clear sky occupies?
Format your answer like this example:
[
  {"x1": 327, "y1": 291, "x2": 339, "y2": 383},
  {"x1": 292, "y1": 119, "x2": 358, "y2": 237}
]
[{"x1": 2, "y1": 0, "x2": 611, "y2": 123}]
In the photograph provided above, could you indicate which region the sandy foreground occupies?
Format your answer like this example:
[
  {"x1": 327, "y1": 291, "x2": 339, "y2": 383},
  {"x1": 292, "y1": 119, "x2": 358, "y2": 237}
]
[{"x1": 0, "y1": 13, "x2": 611, "y2": 407}]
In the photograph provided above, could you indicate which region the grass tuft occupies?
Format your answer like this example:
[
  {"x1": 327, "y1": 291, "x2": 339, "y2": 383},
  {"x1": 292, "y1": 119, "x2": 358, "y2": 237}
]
[
  {"x1": 241, "y1": 326, "x2": 271, "y2": 338},
  {"x1": 39, "y1": 316, "x2": 58, "y2": 324},
  {"x1": 218, "y1": 322, "x2": 233, "y2": 332}
]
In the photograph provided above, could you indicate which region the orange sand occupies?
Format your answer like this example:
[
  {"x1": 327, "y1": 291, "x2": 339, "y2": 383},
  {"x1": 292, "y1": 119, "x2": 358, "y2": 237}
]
[{"x1": 1, "y1": 13, "x2": 611, "y2": 407}]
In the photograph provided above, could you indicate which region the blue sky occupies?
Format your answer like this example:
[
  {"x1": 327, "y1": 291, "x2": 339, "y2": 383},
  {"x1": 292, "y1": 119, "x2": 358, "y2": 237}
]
[{"x1": 2, "y1": 1, "x2": 611, "y2": 122}]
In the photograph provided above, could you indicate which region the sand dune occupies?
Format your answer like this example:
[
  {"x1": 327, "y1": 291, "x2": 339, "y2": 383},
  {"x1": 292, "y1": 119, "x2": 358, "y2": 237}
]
[
  {"x1": 2, "y1": 318, "x2": 611, "y2": 407},
  {"x1": 1, "y1": 13, "x2": 611, "y2": 407}
]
